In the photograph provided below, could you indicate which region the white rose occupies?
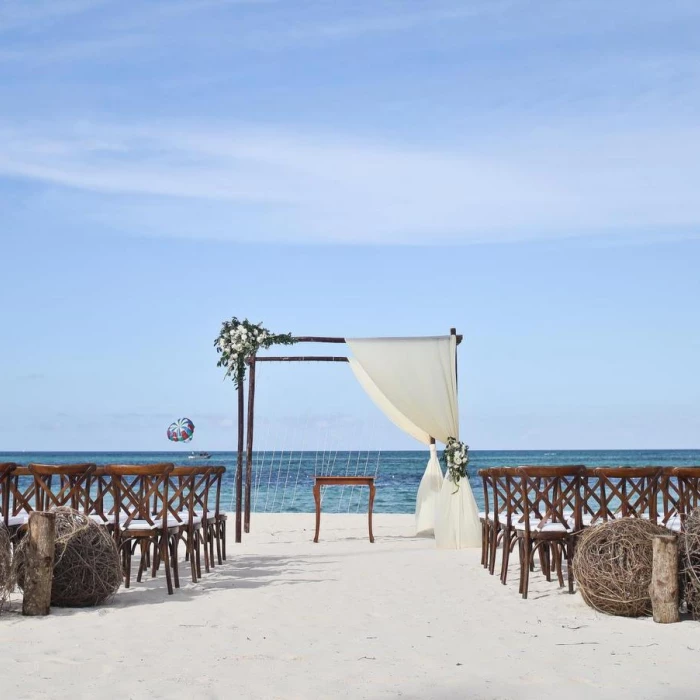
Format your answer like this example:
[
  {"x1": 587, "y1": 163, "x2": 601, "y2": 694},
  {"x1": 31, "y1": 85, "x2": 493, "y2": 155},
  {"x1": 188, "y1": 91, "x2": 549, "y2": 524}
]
[{"x1": 453, "y1": 455, "x2": 462, "y2": 465}]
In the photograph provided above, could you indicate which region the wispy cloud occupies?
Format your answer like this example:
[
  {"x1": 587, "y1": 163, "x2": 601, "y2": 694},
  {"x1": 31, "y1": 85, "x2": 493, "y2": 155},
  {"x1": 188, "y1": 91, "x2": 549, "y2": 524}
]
[
  {"x1": 0, "y1": 0, "x2": 108, "y2": 33},
  {"x1": 1, "y1": 120, "x2": 699, "y2": 244}
]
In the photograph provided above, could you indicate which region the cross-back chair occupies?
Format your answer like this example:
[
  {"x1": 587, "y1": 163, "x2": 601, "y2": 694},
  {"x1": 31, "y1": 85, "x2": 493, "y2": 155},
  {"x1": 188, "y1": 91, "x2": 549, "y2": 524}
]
[
  {"x1": 106, "y1": 463, "x2": 177, "y2": 595},
  {"x1": 28, "y1": 463, "x2": 96, "y2": 513},
  {"x1": 478, "y1": 469, "x2": 494, "y2": 569},
  {"x1": 515, "y1": 465, "x2": 586, "y2": 599},
  {"x1": 7, "y1": 466, "x2": 36, "y2": 535},
  {"x1": 663, "y1": 467, "x2": 700, "y2": 532},
  {"x1": 207, "y1": 466, "x2": 227, "y2": 564},
  {"x1": 165, "y1": 466, "x2": 210, "y2": 584},
  {"x1": 585, "y1": 467, "x2": 661, "y2": 524},
  {"x1": 0, "y1": 463, "x2": 17, "y2": 527}
]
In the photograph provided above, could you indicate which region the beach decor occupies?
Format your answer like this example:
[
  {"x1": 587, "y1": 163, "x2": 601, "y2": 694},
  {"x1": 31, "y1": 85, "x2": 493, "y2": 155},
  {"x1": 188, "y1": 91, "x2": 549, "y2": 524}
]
[
  {"x1": 167, "y1": 417, "x2": 195, "y2": 443},
  {"x1": 219, "y1": 323, "x2": 475, "y2": 546},
  {"x1": 14, "y1": 508, "x2": 122, "y2": 608},
  {"x1": 214, "y1": 317, "x2": 296, "y2": 387},
  {"x1": 0, "y1": 522, "x2": 11, "y2": 613},
  {"x1": 680, "y1": 510, "x2": 700, "y2": 620},
  {"x1": 573, "y1": 518, "x2": 669, "y2": 617}
]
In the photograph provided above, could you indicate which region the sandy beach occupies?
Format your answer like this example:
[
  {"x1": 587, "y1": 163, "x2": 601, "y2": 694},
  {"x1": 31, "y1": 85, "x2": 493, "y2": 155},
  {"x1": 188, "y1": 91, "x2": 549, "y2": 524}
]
[{"x1": 1, "y1": 513, "x2": 698, "y2": 700}]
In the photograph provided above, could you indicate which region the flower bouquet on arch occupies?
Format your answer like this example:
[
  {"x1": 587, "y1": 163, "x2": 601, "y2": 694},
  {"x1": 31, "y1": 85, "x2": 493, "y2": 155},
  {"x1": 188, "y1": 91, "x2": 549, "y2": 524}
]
[{"x1": 442, "y1": 437, "x2": 469, "y2": 494}]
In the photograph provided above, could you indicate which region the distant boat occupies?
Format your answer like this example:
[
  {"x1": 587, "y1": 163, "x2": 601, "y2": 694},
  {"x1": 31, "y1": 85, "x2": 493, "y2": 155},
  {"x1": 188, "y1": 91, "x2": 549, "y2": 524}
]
[{"x1": 188, "y1": 451, "x2": 211, "y2": 459}]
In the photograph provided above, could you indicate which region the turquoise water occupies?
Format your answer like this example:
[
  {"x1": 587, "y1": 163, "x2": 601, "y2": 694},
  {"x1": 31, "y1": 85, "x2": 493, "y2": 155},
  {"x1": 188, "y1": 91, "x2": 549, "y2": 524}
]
[{"x1": 2, "y1": 450, "x2": 699, "y2": 513}]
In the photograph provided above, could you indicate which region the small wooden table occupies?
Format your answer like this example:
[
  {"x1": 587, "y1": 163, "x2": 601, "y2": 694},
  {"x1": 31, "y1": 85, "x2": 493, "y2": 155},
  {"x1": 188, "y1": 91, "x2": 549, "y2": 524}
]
[{"x1": 313, "y1": 475, "x2": 376, "y2": 543}]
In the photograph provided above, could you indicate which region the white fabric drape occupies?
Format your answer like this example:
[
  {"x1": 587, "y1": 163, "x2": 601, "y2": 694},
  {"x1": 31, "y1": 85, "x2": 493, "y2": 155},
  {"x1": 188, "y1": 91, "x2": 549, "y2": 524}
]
[
  {"x1": 348, "y1": 335, "x2": 481, "y2": 545},
  {"x1": 434, "y1": 473, "x2": 481, "y2": 549},
  {"x1": 415, "y1": 443, "x2": 444, "y2": 536},
  {"x1": 348, "y1": 358, "x2": 430, "y2": 445},
  {"x1": 346, "y1": 336, "x2": 459, "y2": 444}
]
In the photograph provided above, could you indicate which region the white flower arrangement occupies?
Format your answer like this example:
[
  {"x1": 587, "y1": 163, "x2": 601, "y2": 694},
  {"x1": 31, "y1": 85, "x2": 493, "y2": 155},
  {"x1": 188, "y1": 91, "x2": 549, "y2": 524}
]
[
  {"x1": 443, "y1": 437, "x2": 469, "y2": 492},
  {"x1": 214, "y1": 317, "x2": 296, "y2": 387}
]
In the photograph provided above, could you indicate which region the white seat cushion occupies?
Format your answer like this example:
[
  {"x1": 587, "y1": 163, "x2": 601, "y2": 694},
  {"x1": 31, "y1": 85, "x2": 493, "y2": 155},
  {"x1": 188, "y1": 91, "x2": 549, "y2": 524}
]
[
  {"x1": 514, "y1": 520, "x2": 571, "y2": 533},
  {"x1": 122, "y1": 518, "x2": 164, "y2": 531},
  {"x1": 7, "y1": 513, "x2": 30, "y2": 527},
  {"x1": 178, "y1": 511, "x2": 202, "y2": 525}
]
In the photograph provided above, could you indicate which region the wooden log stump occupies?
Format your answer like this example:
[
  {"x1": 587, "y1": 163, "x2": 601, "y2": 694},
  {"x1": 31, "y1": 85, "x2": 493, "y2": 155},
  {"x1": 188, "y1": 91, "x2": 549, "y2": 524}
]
[
  {"x1": 649, "y1": 533, "x2": 680, "y2": 624},
  {"x1": 22, "y1": 512, "x2": 56, "y2": 617}
]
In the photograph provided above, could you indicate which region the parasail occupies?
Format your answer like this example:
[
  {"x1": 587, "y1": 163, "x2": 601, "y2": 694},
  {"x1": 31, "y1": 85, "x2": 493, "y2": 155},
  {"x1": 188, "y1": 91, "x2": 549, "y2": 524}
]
[{"x1": 167, "y1": 417, "x2": 195, "y2": 443}]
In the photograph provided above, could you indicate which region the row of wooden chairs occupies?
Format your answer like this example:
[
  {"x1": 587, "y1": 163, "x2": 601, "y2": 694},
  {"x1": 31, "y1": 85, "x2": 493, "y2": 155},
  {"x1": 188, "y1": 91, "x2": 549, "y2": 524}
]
[
  {"x1": 0, "y1": 462, "x2": 228, "y2": 595},
  {"x1": 478, "y1": 466, "x2": 700, "y2": 600}
]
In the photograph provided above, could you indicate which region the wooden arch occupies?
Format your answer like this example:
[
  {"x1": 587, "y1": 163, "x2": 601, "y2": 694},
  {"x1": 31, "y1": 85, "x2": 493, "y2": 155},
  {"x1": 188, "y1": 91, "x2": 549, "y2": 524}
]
[{"x1": 233, "y1": 329, "x2": 462, "y2": 543}]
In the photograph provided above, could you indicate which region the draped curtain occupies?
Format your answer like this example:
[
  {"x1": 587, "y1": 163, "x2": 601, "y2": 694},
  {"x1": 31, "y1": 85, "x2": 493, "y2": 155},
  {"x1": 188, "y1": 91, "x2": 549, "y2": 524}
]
[{"x1": 347, "y1": 336, "x2": 480, "y2": 546}]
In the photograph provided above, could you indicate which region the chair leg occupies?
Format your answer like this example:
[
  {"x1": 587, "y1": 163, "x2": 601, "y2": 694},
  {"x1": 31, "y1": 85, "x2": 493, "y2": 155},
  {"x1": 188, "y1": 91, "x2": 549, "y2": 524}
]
[
  {"x1": 136, "y1": 539, "x2": 148, "y2": 583},
  {"x1": 123, "y1": 544, "x2": 132, "y2": 589},
  {"x1": 567, "y1": 538, "x2": 575, "y2": 594},
  {"x1": 171, "y1": 536, "x2": 181, "y2": 588},
  {"x1": 521, "y1": 539, "x2": 531, "y2": 599},
  {"x1": 202, "y1": 527, "x2": 210, "y2": 574},
  {"x1": 160, "y1": 534, "x2": 173, "y2": 595},
  {"x1": 221, "y1": 520, "x2": 226, "y2": 560},
  {"x1": 501, "y1": 530, "x2": 512, "y2": 584},
  {"x1": 554, "y1": 543, "x2": 565, "y2": 587}
]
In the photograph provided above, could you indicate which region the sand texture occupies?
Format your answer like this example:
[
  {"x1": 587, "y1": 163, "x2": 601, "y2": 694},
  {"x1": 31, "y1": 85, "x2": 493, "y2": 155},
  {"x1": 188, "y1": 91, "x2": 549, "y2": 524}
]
[{"x1": 1, "y1": 513, "x2": 698, "y2": 699}]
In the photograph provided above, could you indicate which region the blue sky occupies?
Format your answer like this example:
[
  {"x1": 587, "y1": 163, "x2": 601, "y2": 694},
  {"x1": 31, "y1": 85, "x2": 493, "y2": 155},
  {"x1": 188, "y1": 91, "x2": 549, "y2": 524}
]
[{"x1": 1, "y1": 0, "x2": 699, "y2": 451}]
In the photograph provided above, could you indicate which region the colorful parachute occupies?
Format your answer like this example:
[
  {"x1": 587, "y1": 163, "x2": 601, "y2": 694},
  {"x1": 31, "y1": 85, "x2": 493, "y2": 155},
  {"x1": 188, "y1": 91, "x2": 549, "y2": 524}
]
[{"x1": 167, "y1": 418, "x2": 195, "y2": 443}]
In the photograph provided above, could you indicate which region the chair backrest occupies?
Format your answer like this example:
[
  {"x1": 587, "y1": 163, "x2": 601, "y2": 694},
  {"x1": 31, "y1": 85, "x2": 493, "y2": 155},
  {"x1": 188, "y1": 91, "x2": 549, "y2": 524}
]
[
  {"x1": 491, "y1": 467, "x2": 525, "y2": 526},
  {"x1": 28, "y1": 463, "x2": 96, "y2": 512},
  {"x1": 166, "y1": 467, "x2": 203, "y2": 526},
  {"x1": 105, "y1": 464, "x2": 174, "y2": 533},
  {"x1": 516, "y1": 466, "x2": 586, "y2": 532},
  {"x1": 669, "y1": 468, "x2": 700, "y2": 527},
  {"x1": 588, "y1": 467, "x2": 661, "y2": 521},
  {"x1": 0, "y1": 463, "x2": 17, "y2": 525},
  {"x1": 210, "y1": 466, "x2": 226, "y2": 519},
  {"x1": 84, "y1": 466, "x2": 113, "y2": 525},
  {"x1": 8, "y1": 466, "x2": 36, "y2": 518},
  {"x1": 478, "y1": 469, "x2": 492, "y2": 520}
]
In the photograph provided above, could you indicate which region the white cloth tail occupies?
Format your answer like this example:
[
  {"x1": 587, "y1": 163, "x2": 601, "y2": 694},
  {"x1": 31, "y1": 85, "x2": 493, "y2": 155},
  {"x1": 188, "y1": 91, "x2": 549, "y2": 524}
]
[
  {"x1": 415, "y1": 444, "x2": 444, "y2": 536},
  {"x1": 434, "y1": 473, "x2": 481, "y2": 549}
]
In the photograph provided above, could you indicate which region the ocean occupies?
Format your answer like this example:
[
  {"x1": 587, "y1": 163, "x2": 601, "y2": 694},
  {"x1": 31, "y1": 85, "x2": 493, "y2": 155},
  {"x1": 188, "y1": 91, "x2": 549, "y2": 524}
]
[{"x1": 2, "y1": 449, "x2": 699, "y2": 514}]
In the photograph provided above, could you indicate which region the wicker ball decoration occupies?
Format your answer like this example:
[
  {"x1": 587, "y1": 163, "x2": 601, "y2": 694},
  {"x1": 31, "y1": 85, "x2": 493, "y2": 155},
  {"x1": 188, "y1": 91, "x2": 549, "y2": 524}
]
[
  {"x1": 572, "y1": 518, "x2": 669, "y2": 617},
  {"x1": 14, "y1": 508, "x2": 122, "y2": 607},
  {"x1": 0, "y1": 522, "x2": 11, "y2": 612},
  {"x1": 680, "y1": 510, "x2": 700, "y2": 620}
]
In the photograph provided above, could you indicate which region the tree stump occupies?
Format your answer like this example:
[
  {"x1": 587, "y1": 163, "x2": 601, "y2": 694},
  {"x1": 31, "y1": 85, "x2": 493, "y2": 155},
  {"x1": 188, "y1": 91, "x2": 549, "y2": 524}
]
[
  {"x1": 649, "y1": 534, "x2": 680, "y2": 624},
  {"x1": 22, "y1": 512, "x2": 56, "y2": 616}
]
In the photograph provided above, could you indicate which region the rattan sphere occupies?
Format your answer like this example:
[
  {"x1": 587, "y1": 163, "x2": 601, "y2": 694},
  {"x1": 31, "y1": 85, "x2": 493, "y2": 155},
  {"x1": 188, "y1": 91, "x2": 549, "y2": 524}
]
[
  {"x1": 573, "y1": 518, "x2": 669, "y2": 617},
  {"x1": 14, "y1": 508, "x2": 122, "y2": 608}
]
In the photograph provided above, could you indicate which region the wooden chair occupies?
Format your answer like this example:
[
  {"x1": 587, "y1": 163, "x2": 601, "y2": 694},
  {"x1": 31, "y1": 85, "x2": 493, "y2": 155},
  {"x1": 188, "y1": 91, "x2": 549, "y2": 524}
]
[
  {"x1": 663, "y1": 468, "x2": 700, "y2": 532},
  {"x1": 166, "y1": 467, "x2": 210, "y2": 584},
  {"x1": 7, "y1": 466, "x2": 36, "y2": 536},
  {"x1": 493, "y1": 468, "x2": 525, "y2": 585},
  {"x1": 515, "y1": 466, "x2": 586, "y2": 599},
  {"x1": 0, "y1": 463, "x2": 17, "y2": 527},
  {"x1": 586, "y1": 467, "x2": 661, "y2": 523},
  {"x1": 207, "y1": 466, "x2": 227, "y2": 564},
  {"x1": 83, "y1": 466, "x2": 113, "y2": 527},
  {"x1": 28, "y1": 463, "x2": 96, "y2": 513},
  {"x1": 106, "y1": 463, "x2": 177, "y2": 595},
  {"x1": 478, "y1": 469, "x2": 494, "y2": 569}
]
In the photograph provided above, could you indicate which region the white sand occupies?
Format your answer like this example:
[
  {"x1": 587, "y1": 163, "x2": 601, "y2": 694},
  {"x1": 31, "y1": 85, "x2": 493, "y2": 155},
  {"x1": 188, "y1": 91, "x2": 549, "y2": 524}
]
[{"x1": 1, "y1": 513, "x2": 698, "y2": 700}]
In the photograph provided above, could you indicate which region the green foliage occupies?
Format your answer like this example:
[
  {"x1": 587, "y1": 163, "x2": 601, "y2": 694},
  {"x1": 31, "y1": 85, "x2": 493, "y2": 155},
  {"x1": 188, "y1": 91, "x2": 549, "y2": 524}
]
[{"x1": 214, "y1": 317, "x2": 297, "y2": 387}]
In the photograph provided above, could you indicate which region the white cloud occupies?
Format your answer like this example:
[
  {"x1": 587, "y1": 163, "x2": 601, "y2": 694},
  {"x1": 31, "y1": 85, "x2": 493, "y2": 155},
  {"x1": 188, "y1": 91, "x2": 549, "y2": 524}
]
[{"x1": 1, "y1": 119, "x2": 699, "y2": 244}]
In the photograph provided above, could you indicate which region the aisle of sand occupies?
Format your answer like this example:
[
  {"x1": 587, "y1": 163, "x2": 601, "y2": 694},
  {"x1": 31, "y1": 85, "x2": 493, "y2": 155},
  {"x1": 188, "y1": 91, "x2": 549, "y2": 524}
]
[{"x1": 1, "y1": 513, "x2": 697, "y2": 700}]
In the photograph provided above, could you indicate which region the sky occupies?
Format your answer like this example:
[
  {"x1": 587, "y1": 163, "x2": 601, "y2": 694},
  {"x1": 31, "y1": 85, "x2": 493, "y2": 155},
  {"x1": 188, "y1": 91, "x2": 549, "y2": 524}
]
[{"x1": 1, "y1": 0, "x2": 699, "y2": 451}]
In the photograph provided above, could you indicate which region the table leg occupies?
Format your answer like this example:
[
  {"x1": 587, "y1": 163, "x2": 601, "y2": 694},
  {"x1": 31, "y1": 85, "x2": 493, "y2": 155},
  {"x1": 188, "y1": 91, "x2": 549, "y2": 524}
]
[
  {"x1": 368, "y1": 483, "x2": 375, "y2": 543},
  {"x1": 313, "y1": 483, "x2": 321, "y2": 543}
]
